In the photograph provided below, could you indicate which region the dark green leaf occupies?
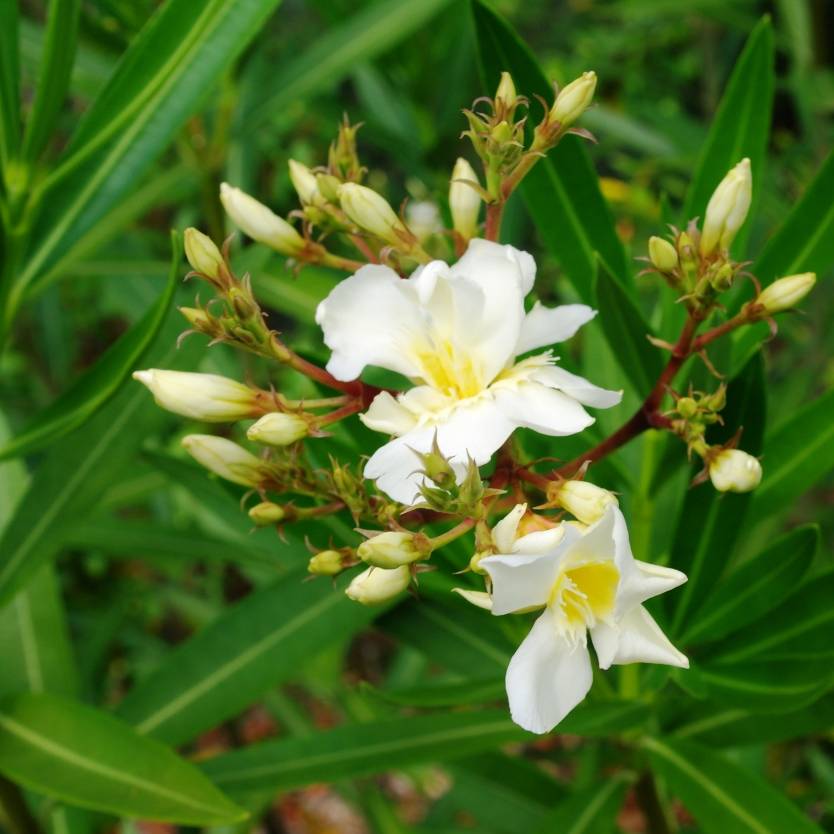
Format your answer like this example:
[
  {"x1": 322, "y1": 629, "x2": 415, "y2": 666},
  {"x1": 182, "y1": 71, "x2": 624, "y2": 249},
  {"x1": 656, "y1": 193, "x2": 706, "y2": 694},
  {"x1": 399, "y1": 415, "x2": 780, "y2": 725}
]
[
  {"x1": 533, "y1": 776, "x2": 630, "y2": 834},
  {"x1": 0, "y1": 693, "x2": 246, "y2": 824},
  {"x1": 0, "y1": 0, "x2": 20, "y2": 165}
]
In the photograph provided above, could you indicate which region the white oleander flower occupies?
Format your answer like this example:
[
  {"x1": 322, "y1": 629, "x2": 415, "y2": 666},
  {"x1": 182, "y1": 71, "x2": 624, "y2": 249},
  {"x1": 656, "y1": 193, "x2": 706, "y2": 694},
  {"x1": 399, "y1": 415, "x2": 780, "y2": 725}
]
[
  {"x1": 708, "y1": 448, "x2": 762, "y2": 493},
  {"x1": 478, "y1": 504, "x2": 687, "y2": 734},
  {"x1": 315, "y1": 239, "x2": 622, "y2": 503}
]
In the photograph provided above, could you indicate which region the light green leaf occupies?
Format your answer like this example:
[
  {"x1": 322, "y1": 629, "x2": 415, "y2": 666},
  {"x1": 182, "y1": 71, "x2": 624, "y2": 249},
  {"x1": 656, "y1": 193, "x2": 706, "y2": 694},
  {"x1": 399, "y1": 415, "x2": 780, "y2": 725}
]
[
  {"x1": 0, "y1": 692, "x2": 246, "y2": 824},
  {"x1": 533, "y1": 776, "x2": 630, "y2": 834},
  {"x1": 472, "y1": 0, "x2": 629, "y2": 299},
  {"x1": 0, "y1": 232, "x2": 178, "y2": 461},
  {"x1": 117, "y1": 568, "x2": 378, "y2": 745},
  {"x1": 680, "y1": 524, "x2": 817, "y2": 645},
  {"x1": 643, "y1": 736, "x2": 822, "y2": 834},
  {"x1": 683, "y1": 17, "x2": 774, "y2": 257},
  {"x1": 201, "y1": 709, "x2": 529, "y2": 797}
]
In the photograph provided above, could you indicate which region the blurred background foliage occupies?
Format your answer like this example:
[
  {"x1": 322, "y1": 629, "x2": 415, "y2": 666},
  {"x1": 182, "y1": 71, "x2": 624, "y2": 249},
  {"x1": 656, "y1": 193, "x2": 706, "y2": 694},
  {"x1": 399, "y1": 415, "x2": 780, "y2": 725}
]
[{"x1": 1, "y1": 0, "x2": 833, "y2": 832}]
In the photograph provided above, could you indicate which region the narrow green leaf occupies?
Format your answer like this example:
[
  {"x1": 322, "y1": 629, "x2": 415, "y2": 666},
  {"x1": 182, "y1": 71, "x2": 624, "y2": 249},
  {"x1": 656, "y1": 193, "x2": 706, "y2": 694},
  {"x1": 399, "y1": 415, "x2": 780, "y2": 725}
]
[
  {"x1": 593, "y1": 258, "x2": 662, "y2": 398},
  {"x1": 643, "y1": 736, "x2": 822, "y2": 834},
  {"x1": 533, "y1": 777, "x2": 630, "y2": 834},
  {"x1": 0, "y1": 0, "x2": 21, "y2": 165},
  {"x1": 750, "y1": 388, "x2": 834, "y2": 519},
  {"x1": 472, "y1": 0, "x2": 629, "y2": 298},
  {"x1": 683, "y1": 17, "x2": 774, "y2": 257},
  {"x1": 0, "y1": 234, "x2": 177, "y2": 461},
  {"x1": 248, "y1": 0, "x2": 453, "y2": 127},
  {"x1": 20, "y1": 0, "x2": 80, "y2": 162},
  {"x1": 117, "y1": 569, "x2": 377, "y2": 745},
  {"x1": 680, "y1": 524, "x2": 818, "y2": 645},
  {"x1": 0, "y1": 693, "x2": 246, "y2": 824},
  {"x1": 202, "y1": 710, "x2": 529, "y2": 797},
  {"x1": 363, "y1": 678, "x2": 505, "y2": 709}
]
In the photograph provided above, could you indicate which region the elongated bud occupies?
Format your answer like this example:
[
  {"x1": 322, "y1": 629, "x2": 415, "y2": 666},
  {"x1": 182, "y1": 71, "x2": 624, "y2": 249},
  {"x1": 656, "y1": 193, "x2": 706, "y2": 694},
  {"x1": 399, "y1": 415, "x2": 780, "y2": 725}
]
[
  {"x1": 550, "y1": 480, "x2": 618, "y2": 525},
  {"x1": 495, "y1": 71, "x2": 516, "y2": 108},
  {"x1": 357, "y1": 531, "x2": 423, "y2": 569},
  {"x1": 756, "y1": 272, "x2": 816, "y2": 315},
  {"x1": 700, "y1": 158, "x2": 752, "y2": 255},
  {"x1": 249, "y1": 502, "x2": 285, "y2": 525},
  {"x1": 345, "y1": 566, "x2": 410, "y2": 605},
  {"x1": 288, "y1": 159, "x2": 323, "y2": 206},
  {"x1": 449, "y1": 158, "x2": 482, "y2": 241},
  {"x1": 308, "y1": 549, "x2": 345, "y2": 576},
  {"x1": 184, "y1": 228, "x2": 224, "y2": 279},
  {"x1": 247, "y1": 412, "x2": 309, "y2": 447},
  {"x1": 550, "y1": 71, "x2": 597, "y2": 128},
  {"x1": 648, "y1": 236, "x2": 679, "y2": 272},
  {"x1": 179, "y1": 307, "x2": 212, "y2": 330},
  {"x1": 181, "y1": 434, "x2": 267, "y2": 487},
  {"x1": 220, "y1": 183, "x2": 305, "y2": 255},
  {"x1": 338, "y1": 183, "x2": 407, "y2": 244},
  {"x1": 708, "y1": 449, "x2": 762, "y2": 493},
  {"x1": 133, "y1": 369, "x2": 257, "y2": 421}
]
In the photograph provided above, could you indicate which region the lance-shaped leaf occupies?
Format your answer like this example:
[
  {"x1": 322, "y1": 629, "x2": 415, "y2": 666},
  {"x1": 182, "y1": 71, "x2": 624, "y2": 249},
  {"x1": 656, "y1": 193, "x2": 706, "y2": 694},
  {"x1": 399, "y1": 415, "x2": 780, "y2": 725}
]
[
  {"x1": 533, "y1": 776, "x2": 631, "y2": 834},
  {"x1": 0, "y1": 693, "x2": 246, "y2": 824}
]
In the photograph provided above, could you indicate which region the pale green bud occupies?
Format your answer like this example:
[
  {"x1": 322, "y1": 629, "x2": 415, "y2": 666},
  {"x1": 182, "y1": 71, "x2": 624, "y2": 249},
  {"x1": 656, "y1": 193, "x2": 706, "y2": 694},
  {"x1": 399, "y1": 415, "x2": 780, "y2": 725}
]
[
  {"x1": 700, "y1": 158, "x2": 752, "y2": 255},
  {"x1": 308, "y1": 549, "x2": 345, "y2": 576},
  {"x1": 249, "y1": 502, "x2": 285, "y2": 525},
  {"x1": 316, "y1": 173, "x2": 342, "y2": 203},
  {"x1": 181, "y1": 434, "x2": 266, "y2": 487},
  {"x1": 247, "y1": 412, "x2": 309, "y2": 447},
  {"x1": 357, "y1": 531, "x2": 422, "y2": 569},
  {"x1": 552, "y1": 480, "x2": 618, "y2": 525},
  {"x1": 405, "y1": 201, "x2": 442, "y2": 243},
  {"x1": 179, "y1": 307, "x2": 212, "y2": 330},
  {"x1": 495, "y1": 71, "x2": 517, "y2": 108},
  {"x1": 345, "y1": 566, "x2": 410, "y2": 605},
  {"x1": 648, "y1": 236, "x2": 679, "y2": 272},
  {"x1": 757, "y1": 272, "x2": 816, "y2": 314},
  {"x1": 676, "y1": 397, "x2": 698, "y2": 419},
  {"x1": 338, "y1": 183, "x2": 406, "y2": 244},
  {"x1": 133, "y1": 369, "x2": 257, "y2": 422},
  {"x1": 550, "y1": 71, "x2": 597, "y2": 128},
  {"x1": 449, "y1": 157, "x2": 481, "y2": 241},
  {"x1": 184, "y1": 228, "x2": 224, "y2": 278},
  {"x1": 288, "y1": 159, "x2": 324, "y2": 206},
  {"x1": 220, "y1": 182, "x2": 305, "y2": 255},
  {"x1": 708, "y1": 449, "x2": 762, "y2": 493}
]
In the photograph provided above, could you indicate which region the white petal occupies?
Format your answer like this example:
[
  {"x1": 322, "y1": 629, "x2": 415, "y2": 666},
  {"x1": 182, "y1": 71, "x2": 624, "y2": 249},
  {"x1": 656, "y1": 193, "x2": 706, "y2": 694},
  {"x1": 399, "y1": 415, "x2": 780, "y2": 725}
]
[
  {"x1": 513, "y1": 524, "x2": 573, "y2": 556},
  {"x1": 531, "y1": 363, "x2": 623, "y2": 409},
  {"x1": 505, "y1": 608, "x2": 593, "y2": 734},
  {"x1": 494, "y1": 380, "x2": 594, "y2": 437},
  {"x1": 591, "y1": 605, "x2": 688, "y2": 670},
  {"x1": 362, "y1": 429, "x2": 437, "y2": 505},
  {"x1": 492, "y1": 503, "x2": 527, "y2": 553},
  {"x1": 360, "y1": 391, "x2": 418, "y2": 436},
  {"x1": 315, "y1": 264, "x2": 427, "y2": 381},
  {"x1": 451, "y1": 238, "x2": 536, "y2": 294},
  {"x1": 452, "y1": 588, "x2": 493, "y2": 611},
  {"x1": 515, "y1": 303, "x2": 596, "y2": 355},
  {"x1": 480, "y1": 552, "x2": 561, "y2": 615},
  {"x1": 632, "y1": 561, "x2": 688, "y2": 602}
]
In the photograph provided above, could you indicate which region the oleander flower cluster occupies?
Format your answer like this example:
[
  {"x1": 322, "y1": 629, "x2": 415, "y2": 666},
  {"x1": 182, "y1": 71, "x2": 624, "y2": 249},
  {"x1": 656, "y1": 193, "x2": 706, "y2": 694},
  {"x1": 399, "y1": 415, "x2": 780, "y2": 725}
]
[{"x1": 134, "y1": 68, "x2": 816, "y2": 734}]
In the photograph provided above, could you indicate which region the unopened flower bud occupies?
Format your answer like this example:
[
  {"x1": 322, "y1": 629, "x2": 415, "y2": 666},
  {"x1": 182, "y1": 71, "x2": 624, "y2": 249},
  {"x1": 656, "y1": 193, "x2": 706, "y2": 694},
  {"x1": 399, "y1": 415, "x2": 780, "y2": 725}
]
[
  {"x1": 708, "y1": 448, "x2": 762, "y2": 493},
  {"x1": 405, "y1": 201, "x2": 442, "y2": 243},
  {"x1": 449, "y1": 157, "x2": 481, "y2": 241},
  {"x1": 490, "y1": 120, "x2": 513, "y2": 143},
  {"x1": 288, "y1": 159, "x2": 325, "y2": 208},
  {"x1": 677, "y1": 397, "x2": 698, "y2": 419},
  {"x1": 184, "y1": 228, "x2": 224, "y2": 279},
  {"x1": 495, "y1": 71, "x2": 517, "y2": 108},
  {"x1": 181, "y1": 434, "x2": 266, "y2": 487},
  {"x1": 700, "y1": 158, "x2": 752, "y2": 255},
  {"x1": 648, "y1": 236, "x2": 678, "y2": 272},
  {"x1": 704, "y1": 386, "x2": 726, "y2": 412},
  {"x1": 710, "y1": 263, "x2": 735, "y2": 292},
  {"x1": 316, "y1": 173, "x2": 342, "y2": 203},
  {"x1": 247, "y1": 412, "x2": 309, "y2": 447},
  {"x1": 220, "y1": 182, "x2": 305, "y2": 256},
  {"x1": 345, "y1": 566, "x2": 410, "y2": 605},
  {"x1": 550, "y1": 71, "x2": 597, "y2": 128},
  {"x1": 179, "y1": 307, "x2": 212, "y2": 330},
  {"x1": 308, "y1": 549, "x2": 345, "y2": 576},
  {"x1": 249, "y1": 502, "x2": 285, "y2": 525},
  {"x1": 551, "y1": 480, "x2": 618, "y2": 525},
  {"x1": 357, "y1": 531, "x2": 423, "y2": 569},
  {"x1": 756, "y1": 272, "x2": 816, "y2": 315},
  {"x1": 133, "y1": 369, "x2": 257, "y2": 421},
  {"x1": 339, "y1": 183, "x2": 406, "y2": 244}
]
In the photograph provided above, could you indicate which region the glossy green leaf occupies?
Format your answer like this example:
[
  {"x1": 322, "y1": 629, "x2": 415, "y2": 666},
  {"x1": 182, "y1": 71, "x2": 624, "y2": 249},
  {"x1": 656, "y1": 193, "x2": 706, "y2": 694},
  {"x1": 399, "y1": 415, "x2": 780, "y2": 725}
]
[
  {"x1": 364, "y1": 678, "x2": 505, "y2": 709},
  {"x1": 202, "y1": 709, "x2": 529, "y2": 797},
  {"x1": 750, "y1": 388, "x2": 834, "y2": 519},
  {"x1": 0, "y1": 0, "x2": 20, "y2": 165},
  {"x1": 533, "y1": 776, "x2": 630, "y2": 834},
  {"x1": 0, "y1": 692, "x2": 246, "y2": 824},
  {"x1": 593, "y1": 258, "x2": 662, "y2": 398},
  {"x1": 0, "y1": 235, "x2": 177, "y2": 461},
  {"x1": 472, "y1": 0, "x2": 629, "y2": 298},
  {"x1": 683, "y1": 17, "x2": 774, "y2": 257},
  {"x1": 643, "y1": 736, "x2": 822, "y2": 834},
  {"x1": 248, "y1": 0, "x2": 453, "y2": 127},
  {"x1": 680, "y1": 525, "x2": 817, "y2": 645},
  {"x1": 20, "y1": 0, "x2": 80, "y2": 162},
  {"x1": 16, "y1": 0, "x2": 283, "y2": 304},
  {"x1": 117, "y1": 568, "x2": 378, "y2": 745}
]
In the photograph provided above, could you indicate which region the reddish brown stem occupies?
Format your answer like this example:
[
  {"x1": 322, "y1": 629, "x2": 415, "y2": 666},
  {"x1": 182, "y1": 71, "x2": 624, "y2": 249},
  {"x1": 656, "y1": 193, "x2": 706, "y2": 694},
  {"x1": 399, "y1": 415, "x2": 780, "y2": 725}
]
[
  {"x1": 484, "y1": 203, "x2": 504, "y2": 242},
  {"x1": 691, "y1": 312, "x2": 749, "y2": 352}
]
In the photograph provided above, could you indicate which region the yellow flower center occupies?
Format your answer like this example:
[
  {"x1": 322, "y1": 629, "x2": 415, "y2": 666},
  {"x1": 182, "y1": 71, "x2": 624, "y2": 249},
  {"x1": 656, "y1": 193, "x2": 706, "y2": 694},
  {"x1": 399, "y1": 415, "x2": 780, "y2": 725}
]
[
  {"x1": 548, "y1": 561, "x2": 619, "y2": 628},
  {"x1": 414, "y1": 339, "x2": 484, "y2": 399}
]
